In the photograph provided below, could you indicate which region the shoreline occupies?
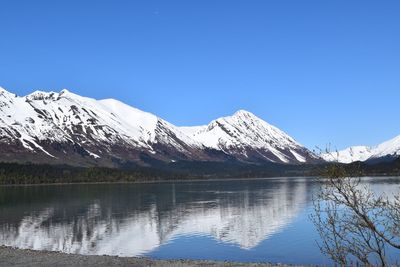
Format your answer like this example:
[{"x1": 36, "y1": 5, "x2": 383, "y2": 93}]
[
  {"x1": 0, "y1": 175, "x2": 397, "y2": 187},
  {"x1": 0, "y1": 176, "x2": 316, "y2": 187},
  {"x1": 0, "y1": 246, "x2": 302, "y2": 267}
]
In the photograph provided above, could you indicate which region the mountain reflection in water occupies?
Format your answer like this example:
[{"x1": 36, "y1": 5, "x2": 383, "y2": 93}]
[
  {"x1": 1, "y1": 177, "x2": 399, "y2": 265},
  {"x1": 0, "y1": 178, "x2": 309, "y2": 256}
]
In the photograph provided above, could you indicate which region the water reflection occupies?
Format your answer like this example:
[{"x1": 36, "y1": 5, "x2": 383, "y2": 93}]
[
  {"x1": 1, "y1": 177, "x2": 398, "y2": 264},
  {"x1": 0, "y1": 178, "x2": 310, "y2": 256}
]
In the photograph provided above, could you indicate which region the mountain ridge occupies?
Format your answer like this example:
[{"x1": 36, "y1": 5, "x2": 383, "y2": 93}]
[
  {"x1": 0, "y1": 87, "x2": 317, "y2": 167},
  {"x1": 322, "y1": 135, "x2": 400, "y2": 163}
]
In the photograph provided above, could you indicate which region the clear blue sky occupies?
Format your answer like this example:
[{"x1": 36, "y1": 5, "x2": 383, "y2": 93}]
[{"x1": 1, "y1": 0, "x2": 399, "y2": 150}]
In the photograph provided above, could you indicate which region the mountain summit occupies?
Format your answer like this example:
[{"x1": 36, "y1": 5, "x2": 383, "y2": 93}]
[
  {"x1": 180, "y1": 110, "x2": 317, "y2": 163},
  {"x1": 0, "y1": 88, "x2": 317, "y2": 167}
]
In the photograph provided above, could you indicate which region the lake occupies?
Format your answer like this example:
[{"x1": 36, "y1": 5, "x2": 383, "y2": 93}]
[{"x1": 0, "y1": 177, "x2": 399, "y2": 265}]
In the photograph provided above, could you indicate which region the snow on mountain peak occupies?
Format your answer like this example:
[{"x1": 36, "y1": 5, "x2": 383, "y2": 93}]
[
  {"x1": 58, "y1": 88, "x2": 92, "y2": 101},
  {"x1": 26, "y1": 90, "x2": 58, "y2": 101},
  {"x1": 233, "y1": 109, "x2": 255, "y2": 117},
  {"x1": 58, "y1": 89, "x2": 81, "y2": 98},
  {"x1": 0, "y1": 87, "x2": 317, "y2": 165},
  {"x1": 372, "y1": 135, "x2": 400, "y2": 158},
  {"x1": 60, "y1": 88, "x2": 70, "y2": 94},
  {"x1": 180, "y1": 110, "x2": 314, "y2": 163},
  {"x1": 322, "y1": 135, "x2": 400, "y2": 163},
  {"x1": 0, "y1": 87, "x2": 16, "y2": 99},
  {"x1": 97, "y1": 98, "x2": 160, "y2": 143},
  {"x1": 321, "y1": 145, "x2": 372, "y2": 163},
  {"x1": 25, "y1": 89, "x2": 82, "y2": 101}
]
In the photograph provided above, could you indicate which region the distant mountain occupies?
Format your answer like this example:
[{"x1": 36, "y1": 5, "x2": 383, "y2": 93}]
[
  {"x1": 321, "y1": 146, "x2": 373, "y2": 163},
  {"x1": 0, "y1": 87, "x2": 317, "y2": 167},
  {"x1": 322, "y1": 135, "x2": 400, "y2": 163}
]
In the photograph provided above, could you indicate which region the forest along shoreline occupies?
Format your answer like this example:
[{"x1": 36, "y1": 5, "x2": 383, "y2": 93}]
[
  {"x1": 0, "y1": 246, "x2": 303, "y2": 267},
  {"x1": 0, "y1": 176, "x2": 317, "y2": 187},
  {"x1": 1, "y1": 159, "x2": 399, "y2": 185}
]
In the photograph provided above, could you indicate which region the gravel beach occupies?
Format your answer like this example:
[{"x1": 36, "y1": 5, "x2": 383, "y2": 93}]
[{"x1": 0, "y1": 246, "x2": 301, "y2": 267}]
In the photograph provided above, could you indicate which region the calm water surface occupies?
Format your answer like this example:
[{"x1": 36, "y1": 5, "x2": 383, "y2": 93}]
[{"x1": 0, "y1": 177, "x2": 399, "y2": 265}]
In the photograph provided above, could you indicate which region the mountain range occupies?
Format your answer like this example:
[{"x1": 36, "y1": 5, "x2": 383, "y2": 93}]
[
  {"x1": 0, "y1": 87, "x2": 317, "y2": 167},
  {"x1": 322, "y1": 135, "x2": 400, "y2": 163},
  {"x1": 1, "y1": 87, "x2": 399, "y2": 168}
]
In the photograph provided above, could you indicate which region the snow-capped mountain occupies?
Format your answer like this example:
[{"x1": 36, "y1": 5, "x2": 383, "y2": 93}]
[
  {"x1": 180, "y1": 110, "x2": 317, "y2": 163},
  {"x1": 0, "y1": 87, "x2": 316, "y2": 166},
  {"x1": 321, "y1": 146, "x2": 373, "y2": 163},
  {"x1": 371, "y1": 135, "x2": 400, "y2": 159},
  {"x1": 322, "y1": 135, "x2": 400, "y2": 163},
  {"x1": 0, "y1": 88, "x2": 219, "y2": 166}
]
